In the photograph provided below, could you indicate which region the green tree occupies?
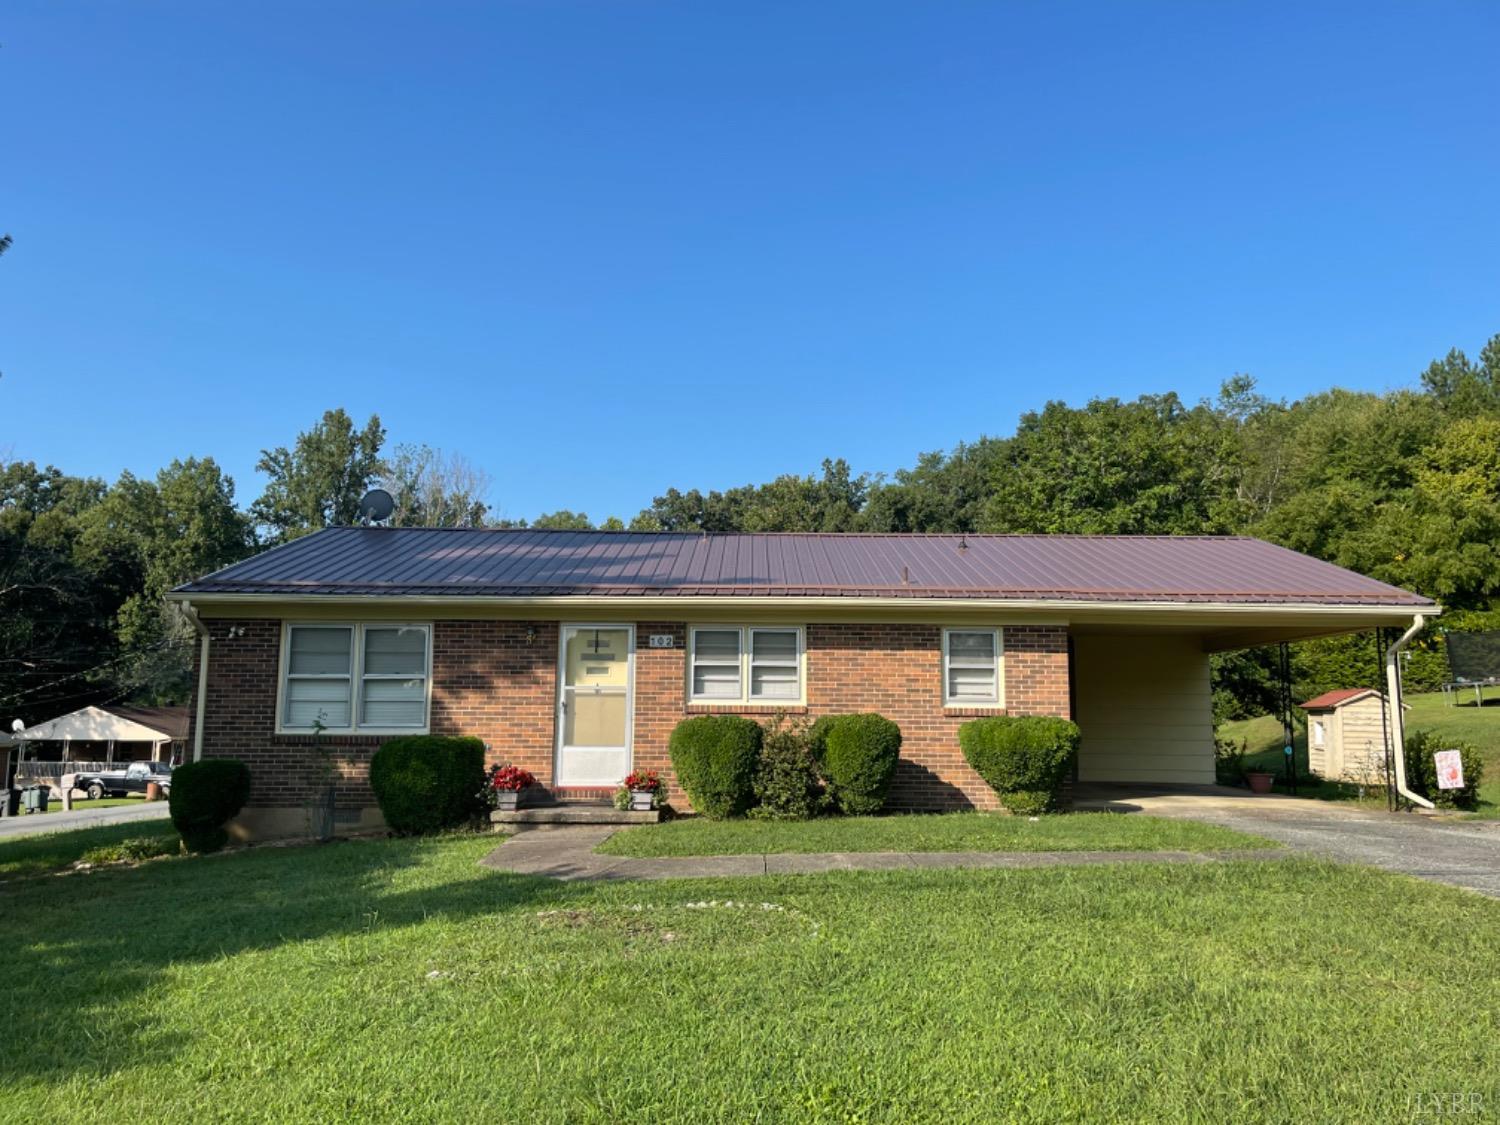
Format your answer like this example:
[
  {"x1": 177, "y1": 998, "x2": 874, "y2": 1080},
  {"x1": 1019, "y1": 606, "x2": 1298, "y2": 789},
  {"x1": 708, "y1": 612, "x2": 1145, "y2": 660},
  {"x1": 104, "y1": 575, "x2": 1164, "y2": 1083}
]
[
  {"x1": 0, "y1": 462, "x2": 114, "y2": 718},
  {"x1": 251, "y1": 410, "x2": 386, "y2": 542},
  {"x1": 530, "y1": 510, "x2": 595, "y2": 530},
  {"x1": 1420, "y1": 336, "x2": 1500, "y2": 416},
  {"x1": 980, "y1": 393, "x2": 1243, "y2": 534},
  {"x1": 861, "y1": 439, "x2": 1007, "y2": 532}
]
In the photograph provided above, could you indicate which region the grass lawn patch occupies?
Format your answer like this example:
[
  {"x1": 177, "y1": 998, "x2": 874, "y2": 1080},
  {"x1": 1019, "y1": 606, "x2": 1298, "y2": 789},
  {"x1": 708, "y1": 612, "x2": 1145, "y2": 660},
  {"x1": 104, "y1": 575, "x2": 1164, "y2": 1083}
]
[
  {"x1": 1219, "y1": 690, "x2": 1500, "y2": 816},
  {"x1": 0, "y1": 834, "x2": 1496, "y2": 1122},
  {"x1": 597, "y1": 811, "x2": 1276, "y2": 857},
  {"x1": 0, "y1": 822, "x2": 180, "y2": 880},
  {"x1": 37, "y1": 797, "x2": 143, "y2": 814}
]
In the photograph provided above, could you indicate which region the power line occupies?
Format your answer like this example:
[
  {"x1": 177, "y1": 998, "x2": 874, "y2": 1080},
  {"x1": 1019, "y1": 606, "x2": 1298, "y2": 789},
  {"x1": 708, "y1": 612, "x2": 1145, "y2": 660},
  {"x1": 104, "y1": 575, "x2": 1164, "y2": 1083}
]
[{"x1": 0, "y1": 636, "x2": 194, "y2": 709}]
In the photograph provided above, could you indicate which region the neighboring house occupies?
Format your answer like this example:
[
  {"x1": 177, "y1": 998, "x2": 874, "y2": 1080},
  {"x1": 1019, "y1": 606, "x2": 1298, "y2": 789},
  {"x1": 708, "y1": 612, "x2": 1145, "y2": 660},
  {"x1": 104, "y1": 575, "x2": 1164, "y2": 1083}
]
[
  {"x1": 1301, "y1": 688, "x2": 1392, "y2": 783},
  {"x1": 168, "y1": 529, "x2": 1437, "y2": 838},
  {"x1": 10, "y1": 704, "x2": 191, "y2": 789}
]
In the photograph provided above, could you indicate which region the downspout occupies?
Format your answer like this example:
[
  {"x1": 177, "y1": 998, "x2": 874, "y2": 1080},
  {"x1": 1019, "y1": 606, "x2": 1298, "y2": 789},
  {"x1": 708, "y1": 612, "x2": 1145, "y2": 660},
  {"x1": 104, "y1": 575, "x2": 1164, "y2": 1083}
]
[
  {"x1": 1385, "y1": 613, "x2": 1433, "y2": 810},
  {"x1": 177, "y1": 601, "x2": 211, "y2": 764}
]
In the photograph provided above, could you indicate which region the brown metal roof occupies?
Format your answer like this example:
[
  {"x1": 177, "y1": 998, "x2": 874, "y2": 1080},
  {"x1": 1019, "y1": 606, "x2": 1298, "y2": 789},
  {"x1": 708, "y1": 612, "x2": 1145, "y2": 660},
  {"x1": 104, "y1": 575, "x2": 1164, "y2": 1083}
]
[
  {"x1": 173, "y1": 528, "x2": 1434, "y2": 608},
  {"x1": 1300, "y1": 688, "x2": 1382, "y2": 710},
  {"x1": 105, "y1": 705, "x2": 192, "y2": 740}
]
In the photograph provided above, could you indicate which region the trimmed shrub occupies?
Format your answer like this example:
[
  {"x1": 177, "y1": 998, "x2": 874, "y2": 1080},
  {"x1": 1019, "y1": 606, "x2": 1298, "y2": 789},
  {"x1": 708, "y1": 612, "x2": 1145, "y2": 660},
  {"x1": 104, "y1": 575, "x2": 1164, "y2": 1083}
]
[
  {"x1": 1404, "y1": 729, "x2": 1485, "y2": 811},
  {"x1": 959, "y1": 716, "x2": 1080, "y2": 815},
  {"x1": 168, "y1": 759, "x2": 252, "y2": 853},
  {"x1": 369, "y1": 735, "x2": 486, "y2": 835},
  {"x1": 810, "y1": 713, "x2": 902, "y2": 815},
  {"x1": 751, "y1": 716, "x2": 824, "y2": 820},
  {"x1": 668, "y1": 715, "x2": 762, "y2": 819}
]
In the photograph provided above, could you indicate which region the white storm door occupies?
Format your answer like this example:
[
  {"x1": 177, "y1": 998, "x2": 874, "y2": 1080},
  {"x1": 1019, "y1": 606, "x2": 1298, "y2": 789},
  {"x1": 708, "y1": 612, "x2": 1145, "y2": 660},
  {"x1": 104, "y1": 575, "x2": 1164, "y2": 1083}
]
[{"x1": 555, "y1": 625, "x2": 634, "y2": 786}]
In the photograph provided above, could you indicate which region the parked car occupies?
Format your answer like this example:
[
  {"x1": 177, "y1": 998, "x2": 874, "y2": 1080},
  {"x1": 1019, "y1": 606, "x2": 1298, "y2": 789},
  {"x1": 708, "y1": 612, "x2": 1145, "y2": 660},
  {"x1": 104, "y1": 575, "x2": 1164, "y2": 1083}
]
[{"x1": 66, "y1": 761, "x2": 174, "y2": 800}]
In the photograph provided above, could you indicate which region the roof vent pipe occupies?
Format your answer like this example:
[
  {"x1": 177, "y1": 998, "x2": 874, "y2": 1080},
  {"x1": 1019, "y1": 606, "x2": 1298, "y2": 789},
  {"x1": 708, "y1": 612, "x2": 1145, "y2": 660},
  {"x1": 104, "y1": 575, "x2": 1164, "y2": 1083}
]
[
  {"x1": 901, "y1": 565, "x2": 909, "y2": 585},
  {"x1": 1386, "y1": 612, "x2": 1434, "y2": 810}
]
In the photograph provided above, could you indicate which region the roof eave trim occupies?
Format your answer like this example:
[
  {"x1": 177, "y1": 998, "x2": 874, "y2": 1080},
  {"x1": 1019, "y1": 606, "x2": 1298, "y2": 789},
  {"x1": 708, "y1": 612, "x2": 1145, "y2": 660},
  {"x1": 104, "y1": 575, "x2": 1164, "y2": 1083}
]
[{"x1": 164, "y1": 590, "x2": 1440, "y2": 617}]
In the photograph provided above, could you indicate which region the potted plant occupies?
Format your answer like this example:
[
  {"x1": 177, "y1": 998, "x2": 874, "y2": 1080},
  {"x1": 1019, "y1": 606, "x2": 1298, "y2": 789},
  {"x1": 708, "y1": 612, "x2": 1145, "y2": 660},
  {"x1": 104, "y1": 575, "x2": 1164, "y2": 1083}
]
[
  {"x1": 614, "y1": 770, "x2": 665, "y2": 812},
  {"x1": 1245, "y1": 769, "x2": 1275, "y2": 794},
  {"x1": 483, "y1": 764, "x2": 537, "y2": 811}
]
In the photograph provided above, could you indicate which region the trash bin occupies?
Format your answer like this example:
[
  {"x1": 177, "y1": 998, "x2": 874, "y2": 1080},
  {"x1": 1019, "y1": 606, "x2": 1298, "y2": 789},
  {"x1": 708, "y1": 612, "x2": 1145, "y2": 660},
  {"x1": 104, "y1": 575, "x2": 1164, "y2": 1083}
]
[
  {"x1": 2, "y1": 788, "x2": 19, "y2": 817},
  {"x1": 22, "y1": 785, "x2": 50, "y2": 814}
]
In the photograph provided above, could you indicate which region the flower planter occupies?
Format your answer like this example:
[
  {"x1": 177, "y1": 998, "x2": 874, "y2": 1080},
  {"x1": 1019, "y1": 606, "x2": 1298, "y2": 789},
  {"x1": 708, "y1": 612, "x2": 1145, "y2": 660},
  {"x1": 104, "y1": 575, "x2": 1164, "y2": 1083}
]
[
  {"x1": 494, "y1": 790, "x2": 521, "y2": 812},
  {"x1": 629, "y1": 789, "x2": 656, "y2": 812},
  {"x1": 1245, "y1": 771, "x2": 1275, "y2": 794}
]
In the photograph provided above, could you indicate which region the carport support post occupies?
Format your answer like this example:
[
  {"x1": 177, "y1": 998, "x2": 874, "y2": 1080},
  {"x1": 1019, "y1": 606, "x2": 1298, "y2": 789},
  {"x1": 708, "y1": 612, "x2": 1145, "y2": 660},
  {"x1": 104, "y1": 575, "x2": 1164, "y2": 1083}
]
[{"x1": 1278, "y1": 642, "x2": 1298, "y2": 796}]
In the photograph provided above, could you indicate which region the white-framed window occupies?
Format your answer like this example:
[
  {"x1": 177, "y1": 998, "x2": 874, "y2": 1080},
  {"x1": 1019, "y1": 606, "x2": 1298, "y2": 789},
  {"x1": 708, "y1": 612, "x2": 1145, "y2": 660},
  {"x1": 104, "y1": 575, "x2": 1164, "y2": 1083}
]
[
  {"x1": 279, "y1": 623, "x2": 431, "y2": 734},
  {"x1": 943, "y1": 628, "x2": 1002, "y2": 707},
  {"x1": 688, "y1": 625, "x2": 804, "y2": 704},
  {"x1": 1312, "y1": 719, "x2": 1326, "y2": 747}
]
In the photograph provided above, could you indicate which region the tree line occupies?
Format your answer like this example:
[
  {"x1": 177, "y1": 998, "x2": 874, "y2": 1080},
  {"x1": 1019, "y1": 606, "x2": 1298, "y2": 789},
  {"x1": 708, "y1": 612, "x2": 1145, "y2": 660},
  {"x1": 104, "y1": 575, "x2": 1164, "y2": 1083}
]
[{"x1": 4, "y1": 334, "x2": 1498, "y2": 722}]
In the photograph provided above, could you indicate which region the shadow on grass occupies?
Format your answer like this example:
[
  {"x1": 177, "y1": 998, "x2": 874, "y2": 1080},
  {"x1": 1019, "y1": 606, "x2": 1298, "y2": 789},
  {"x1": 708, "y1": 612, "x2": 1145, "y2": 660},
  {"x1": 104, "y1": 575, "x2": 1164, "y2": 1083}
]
[{"x1": 0, "y1": 833, "x2": 574, "y2": 1084}]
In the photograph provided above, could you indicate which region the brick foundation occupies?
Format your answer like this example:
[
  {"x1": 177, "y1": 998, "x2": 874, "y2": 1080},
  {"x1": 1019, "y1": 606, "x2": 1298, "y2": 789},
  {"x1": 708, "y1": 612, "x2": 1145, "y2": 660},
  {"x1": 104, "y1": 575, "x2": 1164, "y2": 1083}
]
[{"x1": 197, "y1": 617, "x2": 1071, "y2": 819}]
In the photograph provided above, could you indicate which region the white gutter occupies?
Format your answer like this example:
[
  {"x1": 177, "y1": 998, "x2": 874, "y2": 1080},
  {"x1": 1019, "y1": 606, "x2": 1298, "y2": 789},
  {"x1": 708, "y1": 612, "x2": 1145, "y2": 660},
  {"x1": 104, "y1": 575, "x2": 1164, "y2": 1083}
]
[
  {"x1": 1385, "y1": 612, "x2": 1433, "y2": 810},
  {"x1": 164, "y1": 589, "x2": 1438, "y2": 620},
  {"x1": 176, "y1": 600, "x2": 211, "y2": 763}
]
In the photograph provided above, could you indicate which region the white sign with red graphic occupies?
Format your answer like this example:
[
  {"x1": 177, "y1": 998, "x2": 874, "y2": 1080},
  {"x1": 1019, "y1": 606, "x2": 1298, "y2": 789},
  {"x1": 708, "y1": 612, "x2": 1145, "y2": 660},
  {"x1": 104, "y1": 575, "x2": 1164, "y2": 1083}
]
[{"x1": 1434, "y1": 750, "x2": 1465, "y2": 791}]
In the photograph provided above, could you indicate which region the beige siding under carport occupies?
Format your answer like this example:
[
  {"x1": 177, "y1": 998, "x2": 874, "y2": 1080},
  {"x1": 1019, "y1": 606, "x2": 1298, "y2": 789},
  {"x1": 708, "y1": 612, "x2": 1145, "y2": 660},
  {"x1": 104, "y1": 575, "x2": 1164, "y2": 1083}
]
[{"x1": 1073, "y1": 633, "x2": 1215, "y2": 784}]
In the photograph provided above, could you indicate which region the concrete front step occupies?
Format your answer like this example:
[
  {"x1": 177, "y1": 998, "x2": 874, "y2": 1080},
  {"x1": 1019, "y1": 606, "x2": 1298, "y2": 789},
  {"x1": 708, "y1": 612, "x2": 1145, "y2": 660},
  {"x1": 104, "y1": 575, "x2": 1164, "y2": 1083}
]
[{"x1": 490, "y1": 806, "x2": 660, "y2": 827}]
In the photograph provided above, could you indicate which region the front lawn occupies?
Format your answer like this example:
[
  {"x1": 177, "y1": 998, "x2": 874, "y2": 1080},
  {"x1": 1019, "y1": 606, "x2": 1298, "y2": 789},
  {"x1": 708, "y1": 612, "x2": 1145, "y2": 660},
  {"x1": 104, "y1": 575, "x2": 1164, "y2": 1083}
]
[
  {"x1": 3, "y1": 833, "x2": 1496, "y2": 1122},
  {"x1": 596, "y1": 811, "x2": 1275, "y2": 857},
  {"x1": 0, "y1": 822, "x2": 181, "y2": 880},
  {"x1": 1219, "y1": 690, "x2": 1500, "y2": 816}
]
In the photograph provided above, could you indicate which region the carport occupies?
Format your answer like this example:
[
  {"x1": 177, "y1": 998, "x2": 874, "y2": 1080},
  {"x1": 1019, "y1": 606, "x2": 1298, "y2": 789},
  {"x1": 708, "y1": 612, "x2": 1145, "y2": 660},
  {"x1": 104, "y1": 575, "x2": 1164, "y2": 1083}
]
[{"x1": 1069, "y1": 603, "x2": 1440, "y2": 799}]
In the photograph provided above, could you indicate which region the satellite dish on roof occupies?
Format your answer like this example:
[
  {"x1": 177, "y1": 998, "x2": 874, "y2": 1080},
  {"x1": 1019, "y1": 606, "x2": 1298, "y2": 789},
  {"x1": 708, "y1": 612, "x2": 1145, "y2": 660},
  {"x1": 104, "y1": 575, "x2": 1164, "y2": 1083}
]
[
  {"x1": 358, "y1": 488, "x2": 395, "y2": 525},
  {"x1": 10, "y1": 719, "x2": 23, "y2": 733}
]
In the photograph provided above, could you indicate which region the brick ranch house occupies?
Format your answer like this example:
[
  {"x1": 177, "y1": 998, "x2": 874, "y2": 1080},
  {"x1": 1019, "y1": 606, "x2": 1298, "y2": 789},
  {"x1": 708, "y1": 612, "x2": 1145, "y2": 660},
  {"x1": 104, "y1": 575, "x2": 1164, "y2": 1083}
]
[{"x1": 169, "y1": 528, "x2": 1436, "y2": 839}]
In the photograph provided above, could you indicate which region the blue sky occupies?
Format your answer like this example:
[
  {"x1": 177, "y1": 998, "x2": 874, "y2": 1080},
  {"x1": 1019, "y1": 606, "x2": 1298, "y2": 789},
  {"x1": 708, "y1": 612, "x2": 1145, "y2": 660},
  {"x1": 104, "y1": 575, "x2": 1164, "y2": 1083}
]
[{"x1": 3, "y1": 2, "x2": 1498, "y2": 524}]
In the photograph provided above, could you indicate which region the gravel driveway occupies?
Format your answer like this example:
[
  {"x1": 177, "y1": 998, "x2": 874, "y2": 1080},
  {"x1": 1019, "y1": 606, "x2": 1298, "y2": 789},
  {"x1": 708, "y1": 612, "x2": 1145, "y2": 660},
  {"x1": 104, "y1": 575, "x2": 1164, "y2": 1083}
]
[{"x1": 1076, "y1": 784, "x2": 1500, "y2": 898}]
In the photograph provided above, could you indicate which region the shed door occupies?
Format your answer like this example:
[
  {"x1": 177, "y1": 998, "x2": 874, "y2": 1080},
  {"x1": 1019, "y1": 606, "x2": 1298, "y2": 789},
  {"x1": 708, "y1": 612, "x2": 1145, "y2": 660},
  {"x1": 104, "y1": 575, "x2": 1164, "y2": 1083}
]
[{"x1": 555, "y1": 625, "x2": 634, "y2": 786}]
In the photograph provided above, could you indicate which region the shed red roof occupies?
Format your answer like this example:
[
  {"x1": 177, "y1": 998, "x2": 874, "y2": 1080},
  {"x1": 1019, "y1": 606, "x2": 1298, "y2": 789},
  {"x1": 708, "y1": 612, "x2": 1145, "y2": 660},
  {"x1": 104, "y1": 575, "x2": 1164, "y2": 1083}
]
[
  {"x1": 1300, "y1": 688, "x2": 1382, "y2": 710},
  {"x1": 175, "y1": 528, "x2": 1434, "y2": 607}
]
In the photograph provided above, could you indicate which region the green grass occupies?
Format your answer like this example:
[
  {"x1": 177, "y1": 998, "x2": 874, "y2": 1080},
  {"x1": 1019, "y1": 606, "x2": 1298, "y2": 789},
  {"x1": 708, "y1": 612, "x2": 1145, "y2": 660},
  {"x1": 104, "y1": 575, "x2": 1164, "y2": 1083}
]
[
  {"x1": 0, "y1": 833, "x2": 1496, "y2": 1122},
  {"x1": 596, "y1": 811, "x2": 1276, "y2": 857},
  {"x1": 0, "y1": 822, "x2": 181, "y2": 880},
  {"x1": 1218, "y1": 690, "x2": 1500, "y2": 816},
  {"x1": 36, "y1": 796, "x2": 143, "y2": 813}
]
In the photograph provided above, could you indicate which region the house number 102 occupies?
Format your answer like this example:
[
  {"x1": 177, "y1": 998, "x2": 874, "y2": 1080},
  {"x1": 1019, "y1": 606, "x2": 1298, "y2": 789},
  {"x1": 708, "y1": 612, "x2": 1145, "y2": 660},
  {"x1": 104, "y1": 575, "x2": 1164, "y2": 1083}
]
[{"x1": 648, "y1": 634, "x2": 675, "y2": 648}]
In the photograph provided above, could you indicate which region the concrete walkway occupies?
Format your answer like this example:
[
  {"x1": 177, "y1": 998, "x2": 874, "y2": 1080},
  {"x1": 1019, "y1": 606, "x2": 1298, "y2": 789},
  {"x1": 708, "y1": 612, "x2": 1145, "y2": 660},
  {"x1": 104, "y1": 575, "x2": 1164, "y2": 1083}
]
[
  {"x1": 1075, "y1": 783, "x2": 1500, "y2": 899},
  {"x1": 0, "y1": 800, "x2": 171, "y2": 839},
  {"x1": 479, "y1": 825, "x2": 1288, "y2": 882}
]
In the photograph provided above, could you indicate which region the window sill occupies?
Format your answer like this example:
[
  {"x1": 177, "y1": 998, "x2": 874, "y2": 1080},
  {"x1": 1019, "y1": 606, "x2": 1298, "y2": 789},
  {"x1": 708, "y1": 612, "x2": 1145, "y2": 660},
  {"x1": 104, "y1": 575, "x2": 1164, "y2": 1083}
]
[
  {"x1": 273, "y1": 730, "x2": 429, "y2": 744},
  {"x1": 686, "y1": 703, "x2": 809, "y2": 715},
  {"x1": 942, "y1": 705, "x2": 1007, "y2": 717}
]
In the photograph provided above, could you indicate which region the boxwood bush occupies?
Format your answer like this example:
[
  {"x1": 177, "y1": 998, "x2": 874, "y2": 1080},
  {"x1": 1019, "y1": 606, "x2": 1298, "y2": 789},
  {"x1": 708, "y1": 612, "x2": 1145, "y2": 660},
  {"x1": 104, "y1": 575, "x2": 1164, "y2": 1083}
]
[
  {"x1": 1404, "y1": 728, "x2": 1485, "y2": 810},
  {"x1": 959, "y1": 716, "x2": 1080, "y2": 815},
  {"x1": 168, "y1": 759, "x2": 252, "y2": 853},
  {"x1": 668, "y1": 715, "x2": 762, "y2": 819},
  {"x1": 369, "y1": 735, "x2": 486, "y2": 835},
  {"x1": 809, "y1": 713, "x2": 902, "y2": 815},
  {"x1": 751, "y1": 716, "x2": 825, "y2": 820}
]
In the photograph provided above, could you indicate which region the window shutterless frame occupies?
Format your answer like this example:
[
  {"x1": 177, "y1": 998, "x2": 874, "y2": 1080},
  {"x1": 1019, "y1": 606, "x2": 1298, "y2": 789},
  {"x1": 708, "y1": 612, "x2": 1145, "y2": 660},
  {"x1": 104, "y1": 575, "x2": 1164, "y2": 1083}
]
[
  {"x1": 687, "y1": 625, "x2": 806, "y2": 705},
  {"x1": 942, "y1": 627, "x2": 1003, "y2": 707},
  {"x1": 275, "y1": 622, "x2": 433, "y2": 735}
]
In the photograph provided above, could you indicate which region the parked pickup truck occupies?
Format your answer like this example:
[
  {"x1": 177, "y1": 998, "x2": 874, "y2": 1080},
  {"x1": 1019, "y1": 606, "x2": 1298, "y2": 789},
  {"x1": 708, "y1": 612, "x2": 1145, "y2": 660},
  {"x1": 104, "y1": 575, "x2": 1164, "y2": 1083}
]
[{"x1": 65, "y1": 761, "x2": 174, "y2": 800}]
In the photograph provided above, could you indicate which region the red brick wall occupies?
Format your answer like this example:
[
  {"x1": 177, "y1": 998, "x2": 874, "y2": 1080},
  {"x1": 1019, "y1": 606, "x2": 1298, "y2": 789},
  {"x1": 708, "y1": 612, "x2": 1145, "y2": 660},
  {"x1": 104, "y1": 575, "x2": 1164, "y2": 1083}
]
[
  {"x1": 634, "y1": 622, "x2": 1070, "y2": 811},
  {"x1": 198, "y1": 618, "x2": 1070, "y2": 813}
]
